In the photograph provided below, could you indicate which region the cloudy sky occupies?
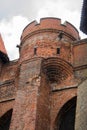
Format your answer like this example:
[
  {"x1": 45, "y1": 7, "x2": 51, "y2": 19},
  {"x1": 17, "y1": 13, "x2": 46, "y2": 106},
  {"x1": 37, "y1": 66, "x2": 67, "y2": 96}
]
[{"x1": 0, "y1": 0, "x2": 86, "y2": 60}]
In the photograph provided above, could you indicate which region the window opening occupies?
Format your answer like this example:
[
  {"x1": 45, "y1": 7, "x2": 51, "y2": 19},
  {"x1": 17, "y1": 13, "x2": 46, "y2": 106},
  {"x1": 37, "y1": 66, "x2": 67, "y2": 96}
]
[
  {"x1": 34, "y1": 47, "x2": 37, "y2": 55},
  {"x1": 57, "y1": 48, "x2": 60, "y2": 54}
]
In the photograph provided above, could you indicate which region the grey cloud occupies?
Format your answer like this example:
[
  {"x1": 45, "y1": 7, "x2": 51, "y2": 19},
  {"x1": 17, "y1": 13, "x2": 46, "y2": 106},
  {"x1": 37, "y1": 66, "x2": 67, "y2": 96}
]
[
  {"x1": 0, "y1": 0, "x2": 47, "y2": 20},
  {"x1": 0, "y1": 0, "x2": 82, "y2": 21},
  {"x1": 63, "y1": 0, "x2": 82, "y2": 12}
]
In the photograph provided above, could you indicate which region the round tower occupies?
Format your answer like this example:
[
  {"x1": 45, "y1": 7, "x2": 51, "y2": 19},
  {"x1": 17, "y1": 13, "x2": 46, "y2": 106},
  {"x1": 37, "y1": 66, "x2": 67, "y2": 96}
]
[
  {"x1": 10, "y1": 18, "x2": 80, "y2": 130},
  {"x1": 19, "y1": 17, "x2": 80, "y2": 63}
]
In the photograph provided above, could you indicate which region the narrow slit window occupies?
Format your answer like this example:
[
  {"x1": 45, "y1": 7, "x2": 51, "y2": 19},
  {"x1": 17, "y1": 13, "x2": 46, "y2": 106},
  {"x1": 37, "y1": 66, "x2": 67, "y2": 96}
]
[
  {"x1": 57, "y1": 48, "x2": 60, "y2": 54},
  {"x1": 34, "y1": 47, "x2": 37, "y2": 55}
]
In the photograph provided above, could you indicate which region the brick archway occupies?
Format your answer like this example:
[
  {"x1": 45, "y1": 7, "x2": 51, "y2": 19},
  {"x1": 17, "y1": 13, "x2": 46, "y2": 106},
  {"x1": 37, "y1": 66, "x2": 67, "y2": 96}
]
[
  {"x1": 0, "y1": 109, "x2": 13, "y2": 130},
  {"x1": 55, "y1": 96, "x2": 77, "y2": 130}
]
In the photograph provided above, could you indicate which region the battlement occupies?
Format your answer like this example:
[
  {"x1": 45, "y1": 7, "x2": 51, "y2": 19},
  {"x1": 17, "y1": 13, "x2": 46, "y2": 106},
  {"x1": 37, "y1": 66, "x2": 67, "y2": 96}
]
[{"x1": 21, "y1": 17, "x2": 80, "y2": 41}]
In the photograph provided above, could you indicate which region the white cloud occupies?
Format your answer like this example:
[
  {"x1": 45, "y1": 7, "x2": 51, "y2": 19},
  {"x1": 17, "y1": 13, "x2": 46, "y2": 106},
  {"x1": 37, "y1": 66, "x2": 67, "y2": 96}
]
[
  {"x1": 36, "y1": 0, "x2": 86, "y2": 38},
  {"x1": 0, "y1": 16, "x2": 29, "y2": 60},
  {"x1": 37, "y1": 1, "x2": 77, "y2": 24}
]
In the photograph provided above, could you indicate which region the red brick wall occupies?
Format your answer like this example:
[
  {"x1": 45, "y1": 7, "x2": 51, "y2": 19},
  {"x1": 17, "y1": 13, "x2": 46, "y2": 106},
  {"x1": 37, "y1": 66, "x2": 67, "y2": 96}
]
[
  {"x1": 20, "y1": 32, "x2": 74, "y2": 64},
  {"x1": 36, "y1": 73, "x2": 50, "y2": 130},
  {"x1": 73, "y1": 42, "x2": 87, "y2": 67},
  {"x1": 0, "y1": 60, "x2": 18, "y2": 82},
  {"x1": 0, "y1": 100, "x2": 14, "y2": 117}
]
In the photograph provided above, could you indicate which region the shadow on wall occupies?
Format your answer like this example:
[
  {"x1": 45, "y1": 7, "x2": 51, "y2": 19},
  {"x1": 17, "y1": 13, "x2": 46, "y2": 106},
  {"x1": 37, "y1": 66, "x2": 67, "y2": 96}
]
[{"x1": 0, "y1": 109, "x2": 13, "y2": 130}]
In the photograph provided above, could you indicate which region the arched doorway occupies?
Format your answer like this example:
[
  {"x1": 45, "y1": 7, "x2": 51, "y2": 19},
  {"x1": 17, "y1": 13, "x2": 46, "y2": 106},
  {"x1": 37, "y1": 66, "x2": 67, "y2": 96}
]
[
  {"x1": 55, "y1": 97, "x2": 76, "y2": 130},
  {"x1": 0, "y1": 109, "x2": 13, "y2": 130}
]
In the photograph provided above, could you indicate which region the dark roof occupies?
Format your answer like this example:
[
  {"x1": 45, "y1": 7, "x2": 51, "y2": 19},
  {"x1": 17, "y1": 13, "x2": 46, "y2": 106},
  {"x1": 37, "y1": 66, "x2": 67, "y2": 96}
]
[
  {"x1": 80, "y1": 0, "x2": 87, "y2": 34},
  {"x1": 0, "y1": 51, "x2": 9, "y2": 63},
  {"x1": 0, "y1": 34, "x2": 9, "y2": 63}
]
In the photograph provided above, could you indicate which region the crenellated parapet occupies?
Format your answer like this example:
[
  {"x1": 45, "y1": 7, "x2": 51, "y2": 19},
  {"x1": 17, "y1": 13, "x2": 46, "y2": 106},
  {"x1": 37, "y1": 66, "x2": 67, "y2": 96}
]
[{"x1": 21, "y1": 17, "x2": 80, "y2": 42}]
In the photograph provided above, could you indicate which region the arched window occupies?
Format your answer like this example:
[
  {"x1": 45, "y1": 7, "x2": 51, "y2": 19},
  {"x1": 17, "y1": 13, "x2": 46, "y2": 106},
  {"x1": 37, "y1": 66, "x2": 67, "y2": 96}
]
[
  {"x1": 55, "y1": 97, "x2": 76, "y2": 130},
  {"x1": 0, "y1": 109, "x2": 13, "y2": 130}
]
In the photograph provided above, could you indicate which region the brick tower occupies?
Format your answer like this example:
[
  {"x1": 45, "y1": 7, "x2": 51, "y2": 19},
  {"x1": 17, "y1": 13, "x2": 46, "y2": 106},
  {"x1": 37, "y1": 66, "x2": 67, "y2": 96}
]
[{"x1": 0, "y1": 17, "x2": 87, "y2": 130}]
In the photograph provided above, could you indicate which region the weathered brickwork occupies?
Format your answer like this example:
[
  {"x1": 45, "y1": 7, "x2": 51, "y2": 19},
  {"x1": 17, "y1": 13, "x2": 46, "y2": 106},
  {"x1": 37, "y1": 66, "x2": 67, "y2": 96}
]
[
  {"x1": 73, "y1": 41, "x2": 87, "y2": 67},
  {"x1": 20, "y1": 32, "x2": 74, "y2": 64},
  {"x1": 0, "y1": 17, "x2": 87, "y2": 130},
  {"x1": 35, "y1": 73, "x2": 50, "y2": 130},
  {"x1": 0, "y1": 60, "x2": 18, "y2": 82},
  {"x1": 10, "y1": 58, "x2": 42, "y2": 130},
  {"x1": 75, "y1": 79, "x2": 87, "y2": 130},
  {"x1": 0, "y1": 82, "x2": 16, "y2": 101}
]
